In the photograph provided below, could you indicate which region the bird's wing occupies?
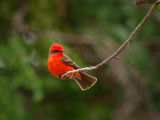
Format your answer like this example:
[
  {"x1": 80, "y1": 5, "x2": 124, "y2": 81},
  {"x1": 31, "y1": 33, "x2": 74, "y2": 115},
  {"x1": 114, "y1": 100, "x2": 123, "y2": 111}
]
[{"x1": 61, "y1": 55, "x2": 80, "y2": 69}]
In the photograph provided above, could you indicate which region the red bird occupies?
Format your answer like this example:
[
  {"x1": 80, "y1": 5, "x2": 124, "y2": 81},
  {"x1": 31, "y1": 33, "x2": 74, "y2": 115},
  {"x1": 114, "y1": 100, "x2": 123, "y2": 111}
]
[{"x1": 47, "y1": 44, "x2": 97, "y2": 90}]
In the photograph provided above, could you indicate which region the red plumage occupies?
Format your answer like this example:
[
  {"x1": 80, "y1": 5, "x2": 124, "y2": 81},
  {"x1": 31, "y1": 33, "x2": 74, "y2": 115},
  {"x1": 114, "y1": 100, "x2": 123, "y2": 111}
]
[{"x1": 47, "y1": 44, "x2": 97, "y2": 90}]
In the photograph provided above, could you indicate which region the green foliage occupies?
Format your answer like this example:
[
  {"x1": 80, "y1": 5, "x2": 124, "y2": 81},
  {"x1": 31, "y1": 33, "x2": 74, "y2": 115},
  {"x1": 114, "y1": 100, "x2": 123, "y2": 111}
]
[{"x1": 0, "y1": 0, "x2": 160, "y2": 120}]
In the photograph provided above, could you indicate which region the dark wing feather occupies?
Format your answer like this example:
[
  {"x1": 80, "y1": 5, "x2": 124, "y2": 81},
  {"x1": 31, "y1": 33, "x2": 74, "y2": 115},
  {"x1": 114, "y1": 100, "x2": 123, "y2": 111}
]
[{"x1": 61, "y1": 55, "x2": 80, "y2": 69}]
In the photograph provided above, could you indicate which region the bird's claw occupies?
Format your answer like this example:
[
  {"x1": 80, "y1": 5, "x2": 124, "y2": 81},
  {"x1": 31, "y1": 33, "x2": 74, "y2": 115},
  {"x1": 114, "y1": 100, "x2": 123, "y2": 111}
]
[
  {"x1": 59, "y1": 74, "x2": 66, "y2": 80},
  {"x1": 59, "y1": 73, "x2": 76, "y2": 80}
]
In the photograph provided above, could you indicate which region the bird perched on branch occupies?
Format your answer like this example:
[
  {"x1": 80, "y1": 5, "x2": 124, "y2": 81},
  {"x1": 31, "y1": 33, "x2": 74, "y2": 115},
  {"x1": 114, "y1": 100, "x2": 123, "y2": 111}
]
[{"x1": 47, "y1": 44, "x2": 97, "y2": 90}]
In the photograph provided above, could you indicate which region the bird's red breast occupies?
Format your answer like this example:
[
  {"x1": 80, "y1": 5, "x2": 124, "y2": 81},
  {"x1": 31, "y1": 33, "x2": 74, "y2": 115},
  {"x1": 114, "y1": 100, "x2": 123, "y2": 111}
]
[{"x1": 47, "y1": 54, "x2": 77, "y2": 78}]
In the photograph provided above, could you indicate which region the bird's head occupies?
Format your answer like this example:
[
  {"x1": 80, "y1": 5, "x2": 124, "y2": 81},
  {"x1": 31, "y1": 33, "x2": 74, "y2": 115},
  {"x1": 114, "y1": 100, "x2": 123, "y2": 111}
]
[{"x1": 49, "y1": 44, "x2": 64, "y2": 57}]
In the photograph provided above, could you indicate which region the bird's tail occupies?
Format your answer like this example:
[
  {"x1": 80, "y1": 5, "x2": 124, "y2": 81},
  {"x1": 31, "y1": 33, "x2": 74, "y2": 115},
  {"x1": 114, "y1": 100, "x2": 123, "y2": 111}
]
[{"x1": 75, "y1": 72, "x2": 97, "y2": 90}]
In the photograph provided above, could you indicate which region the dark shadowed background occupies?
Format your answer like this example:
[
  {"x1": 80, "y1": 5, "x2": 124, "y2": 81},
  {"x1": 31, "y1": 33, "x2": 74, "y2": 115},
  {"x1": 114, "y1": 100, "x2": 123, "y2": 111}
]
[{"x1": 0, "y1": 0, "x2": 160, "y2": 120}]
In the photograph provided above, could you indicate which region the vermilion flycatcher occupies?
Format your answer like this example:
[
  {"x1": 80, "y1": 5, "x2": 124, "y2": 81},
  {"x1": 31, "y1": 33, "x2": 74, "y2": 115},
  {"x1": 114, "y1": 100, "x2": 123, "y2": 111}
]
[{"x1": 47, "y1": 44, "x2": 97, "y2": 90}]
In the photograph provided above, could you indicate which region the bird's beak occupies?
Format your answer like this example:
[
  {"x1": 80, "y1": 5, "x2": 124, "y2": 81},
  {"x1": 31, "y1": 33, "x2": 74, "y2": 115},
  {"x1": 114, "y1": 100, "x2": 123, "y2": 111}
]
[{"x1": 60, "y1": 50, "x2": 65, "y2": 52}]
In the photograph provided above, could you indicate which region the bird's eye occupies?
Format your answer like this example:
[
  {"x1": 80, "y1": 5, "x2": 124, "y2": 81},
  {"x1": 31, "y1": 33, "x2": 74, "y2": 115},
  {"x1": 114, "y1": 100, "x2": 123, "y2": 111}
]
[
  {"x1": 53, "y1": 50, "x2": 58, "y2": 53},
  {"x1": 50, "y1": 50, "x2": 59, "y2": 55}
]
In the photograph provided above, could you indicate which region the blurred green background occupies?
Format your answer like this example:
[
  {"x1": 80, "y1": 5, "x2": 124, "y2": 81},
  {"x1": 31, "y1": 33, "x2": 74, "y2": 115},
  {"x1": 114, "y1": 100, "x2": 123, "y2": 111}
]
[{"x1": 0, "y1": 0, "x2": 160, "y2": 120}]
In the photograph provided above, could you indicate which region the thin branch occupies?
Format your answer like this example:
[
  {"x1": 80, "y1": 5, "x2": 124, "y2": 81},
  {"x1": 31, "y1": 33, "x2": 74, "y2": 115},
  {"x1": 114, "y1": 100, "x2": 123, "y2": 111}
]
[{"x1": 62, "y1": 0, "x2": 160, "y2": 78}]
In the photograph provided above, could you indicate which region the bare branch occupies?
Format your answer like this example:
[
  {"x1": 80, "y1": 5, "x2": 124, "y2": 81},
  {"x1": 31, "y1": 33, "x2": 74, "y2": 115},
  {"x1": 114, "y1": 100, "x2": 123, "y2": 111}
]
[{"x1": 62, "y1": 0, "x2": 160, "y2": 78}]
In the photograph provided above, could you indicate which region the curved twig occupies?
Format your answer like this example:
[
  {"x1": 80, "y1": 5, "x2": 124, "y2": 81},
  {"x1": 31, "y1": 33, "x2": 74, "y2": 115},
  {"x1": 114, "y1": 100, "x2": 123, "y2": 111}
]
[{"x1": 62, "y1": 0, "x2": 160, "y2": 78}]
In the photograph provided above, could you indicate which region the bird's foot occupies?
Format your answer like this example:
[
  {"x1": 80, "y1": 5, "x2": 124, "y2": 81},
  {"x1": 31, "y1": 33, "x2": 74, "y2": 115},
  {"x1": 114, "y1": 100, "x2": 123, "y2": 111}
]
[{"x1": 59, "y1": 74, "x2": 66, "y2": 80}]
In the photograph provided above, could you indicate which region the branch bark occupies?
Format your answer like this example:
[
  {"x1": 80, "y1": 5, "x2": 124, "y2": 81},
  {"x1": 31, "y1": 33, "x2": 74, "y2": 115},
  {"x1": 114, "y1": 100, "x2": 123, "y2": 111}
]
[{"x1": 62, "y1": 0, "x2": 160, "y2": 78}]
